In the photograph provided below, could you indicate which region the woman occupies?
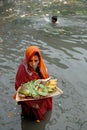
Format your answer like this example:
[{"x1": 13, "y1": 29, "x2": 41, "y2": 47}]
[{"x1": 15, "y1": 46, "x2": 52, "y2": 120}]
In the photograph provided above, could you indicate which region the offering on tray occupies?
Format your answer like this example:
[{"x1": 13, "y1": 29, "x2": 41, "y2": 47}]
[
  {"x1": 18, "y1": 79, "x2": 58, "y2": 98},
  {"x1": 14, "y1": 78, "x2": 63, "y2": 101}
]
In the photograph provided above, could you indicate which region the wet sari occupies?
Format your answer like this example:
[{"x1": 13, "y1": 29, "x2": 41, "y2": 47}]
[{"x1": 15, "y1": 46, "x2": 52, "y2": 120}]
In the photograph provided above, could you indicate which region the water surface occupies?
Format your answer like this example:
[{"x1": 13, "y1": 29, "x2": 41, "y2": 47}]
[{"x1": 0, "y1": 0, "x2": 87, "y2": 130}]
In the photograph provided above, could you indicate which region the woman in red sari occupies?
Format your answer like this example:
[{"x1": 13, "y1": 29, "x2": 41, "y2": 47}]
[{"x1": 15, "y1": 46, "x2": 52, "y2": 120}]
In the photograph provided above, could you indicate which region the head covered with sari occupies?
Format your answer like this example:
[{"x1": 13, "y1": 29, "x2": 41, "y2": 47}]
[{"x1": 25, "y1": 46, "x2": 49, "y2": 79}]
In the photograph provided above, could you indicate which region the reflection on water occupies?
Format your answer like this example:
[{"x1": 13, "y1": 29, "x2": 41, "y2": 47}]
[{"x1": 0, "y1": 0, "x2": 87, "y2": 130}]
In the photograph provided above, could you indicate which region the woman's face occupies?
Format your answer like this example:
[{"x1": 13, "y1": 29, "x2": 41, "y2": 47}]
[{"x1": 28, "y1": 55, "x2": 39, "y2": 70}]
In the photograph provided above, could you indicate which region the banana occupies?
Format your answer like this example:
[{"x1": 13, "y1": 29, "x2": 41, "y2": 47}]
[
  {"x1": 49, "y1": 79, "x2": 57, "y2": 82},
  {"x1": 45, "y1": 79, "x2": 58, "y2": 89},
  {"x1": 47, "y1": 85, "x2": 56, "y2": 89}
]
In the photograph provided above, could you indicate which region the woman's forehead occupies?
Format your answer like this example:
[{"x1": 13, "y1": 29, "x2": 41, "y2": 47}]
[{"x1": 30, "y1": 55, "x2": 39, "y2": 60}]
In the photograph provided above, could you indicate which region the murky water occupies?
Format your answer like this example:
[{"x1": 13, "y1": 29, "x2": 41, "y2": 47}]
[{"x1": 0, "y1": 0, "x2": 87, "y2": 130}]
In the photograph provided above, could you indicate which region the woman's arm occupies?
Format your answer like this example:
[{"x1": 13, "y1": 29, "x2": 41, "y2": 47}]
[{"x1": 15, "y1": 64, "x2": 26, "y2": 90}]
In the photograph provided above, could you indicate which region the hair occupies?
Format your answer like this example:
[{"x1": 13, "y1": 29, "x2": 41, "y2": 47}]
[
  {"x1": 52, "y1": 16, "x2": 57, "y2": 22},
  {"x1": 35, "y1": 52, "x2": 39, "y2": 57}
]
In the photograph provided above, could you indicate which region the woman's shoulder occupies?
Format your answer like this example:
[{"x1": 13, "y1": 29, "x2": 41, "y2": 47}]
[{"x1": 17, "y1": 60, "x2": 26, "y2": 71}]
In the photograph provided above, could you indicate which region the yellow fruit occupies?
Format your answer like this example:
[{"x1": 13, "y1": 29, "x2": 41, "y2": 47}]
[
  {"x1": 49, "y1": 79, "x2": 57, "y2": 82},
  {"x1": 48, "y1": 85, "x2": 56, "y2": 89},
  {"x1": 38, "y1": 88, "x2": 42, "y2": 92},
  {"x1": 45, "y1": 79, "x2": 57, "y2": 89},
  {"x1": 49, "y1": 79, "x2": 57, "y2": 85}
]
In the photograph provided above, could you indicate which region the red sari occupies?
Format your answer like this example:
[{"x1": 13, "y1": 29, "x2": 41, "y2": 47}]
[{"x1": 15, "y1": 46, "x2": 52, "y2": 120}]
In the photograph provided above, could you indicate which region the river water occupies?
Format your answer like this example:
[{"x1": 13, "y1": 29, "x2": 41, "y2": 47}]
[{"x1": 0, "y1": 0, "x2": 87, "y2": 130}]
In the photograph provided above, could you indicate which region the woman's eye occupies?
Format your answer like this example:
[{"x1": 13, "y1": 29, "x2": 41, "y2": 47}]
[
  {"x1": 29, "y1": 60, "x2": 33, "y2": 62},
  {"x1": 35, "y1": 60, "x2": 38, "y2": 62},
  {"x1": 29, "y1": 60, "x2": 39, "y2": 62}
]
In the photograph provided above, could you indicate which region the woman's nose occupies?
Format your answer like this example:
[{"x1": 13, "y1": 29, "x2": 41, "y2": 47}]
[{"x1": 32, "y1": 61, "x2": 35, "y2": 65}]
